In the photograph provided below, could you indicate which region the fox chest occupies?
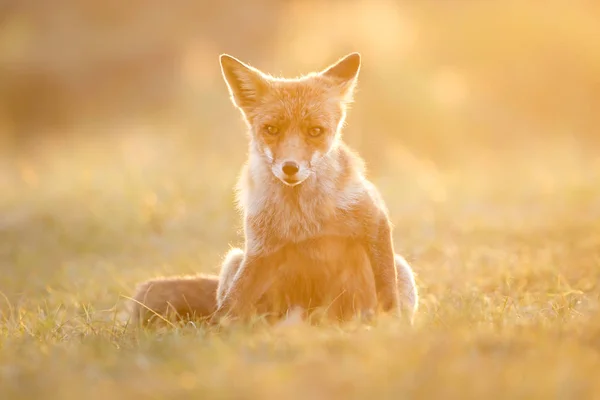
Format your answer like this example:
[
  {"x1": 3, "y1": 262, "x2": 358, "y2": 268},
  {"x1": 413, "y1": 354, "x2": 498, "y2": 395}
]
[
  {"x1": 253, "y1": 235, "x2": 377, "y2": 319},
  {"x1": 247, "y1": 198, "x2": 364, "y2": 249}
]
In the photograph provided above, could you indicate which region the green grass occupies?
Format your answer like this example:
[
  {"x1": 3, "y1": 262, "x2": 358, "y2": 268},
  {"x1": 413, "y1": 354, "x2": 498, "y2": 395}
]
[{"x1": 1, "y1": 131, "x2": 600, "y2": 399}]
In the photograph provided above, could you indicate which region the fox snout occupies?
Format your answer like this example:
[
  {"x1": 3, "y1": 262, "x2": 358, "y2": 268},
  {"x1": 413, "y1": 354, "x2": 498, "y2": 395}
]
[
  {"x1": 272, "y1": 158, "x2": 310, "y2": 186},
  {"x1": 282, "y1": 161, "x2": 299, "y2": 176},
  {"x1": 264, "y1": 135, "x2": 316, "y2": 186},
  {"x1": 281, "y1": 161, "x2": 301, "y2": 185}
]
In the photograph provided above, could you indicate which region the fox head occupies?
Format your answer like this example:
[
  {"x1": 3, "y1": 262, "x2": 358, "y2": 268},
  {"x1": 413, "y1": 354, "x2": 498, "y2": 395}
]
[{"x1": 219, "y1": 52, "x2": 360, "y2": 186}]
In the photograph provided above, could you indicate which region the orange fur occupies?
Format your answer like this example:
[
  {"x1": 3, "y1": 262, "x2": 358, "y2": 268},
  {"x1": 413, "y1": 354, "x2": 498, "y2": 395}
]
[
  {"x1": 130, "y1": 274, "x2": 218, "y2": 326},
  {"x1": 214, "y1": 53, "x2": 419, "y2": 324}
]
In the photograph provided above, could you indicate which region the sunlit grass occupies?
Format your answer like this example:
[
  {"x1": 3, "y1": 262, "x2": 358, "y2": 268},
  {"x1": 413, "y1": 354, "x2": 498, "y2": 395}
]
[{"x1": 1, "y1": 129, "x2": 600, "y2": 399}]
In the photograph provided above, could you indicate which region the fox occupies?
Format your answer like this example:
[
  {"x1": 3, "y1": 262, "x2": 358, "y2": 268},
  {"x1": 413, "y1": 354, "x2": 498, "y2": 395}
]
[
  {"x1": 129, "y1": 52, "x2": 419, "y2": 327},
  {"x1": 212, "y1": 52, "x2": 419, "y2": 324}
]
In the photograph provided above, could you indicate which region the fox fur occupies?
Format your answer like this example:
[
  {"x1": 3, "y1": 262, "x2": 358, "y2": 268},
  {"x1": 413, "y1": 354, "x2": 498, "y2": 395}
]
[
  {"x1": 213, "y1": 52, "x2": 418, "y2": 324},
  {"x1": 129, "y1": 52, "x2": 419, "y2": 327},
  {"x1": 129, "y1": 274, "x2": 218, "y2": 326}
]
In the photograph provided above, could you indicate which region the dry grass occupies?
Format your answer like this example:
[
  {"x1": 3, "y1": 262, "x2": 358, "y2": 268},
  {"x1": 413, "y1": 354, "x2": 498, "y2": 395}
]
[
  {"x1": 2, "y1": 1, "x2": 600, "y2": 398},
  {"x1": 1, "y1": 130, "x2": 600, "y2": 399}
]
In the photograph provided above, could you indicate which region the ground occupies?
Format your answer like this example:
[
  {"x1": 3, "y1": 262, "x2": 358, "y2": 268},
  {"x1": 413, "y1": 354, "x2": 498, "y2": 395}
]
[{"x1": 1, "y1": 128, "x2": 599, "y2": 400}]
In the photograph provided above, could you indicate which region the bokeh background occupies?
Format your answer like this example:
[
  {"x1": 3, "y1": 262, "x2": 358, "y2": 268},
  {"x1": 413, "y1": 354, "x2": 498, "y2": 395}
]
[{"x1": 1, "y1": 0, "x2": 600, "y2": 314}]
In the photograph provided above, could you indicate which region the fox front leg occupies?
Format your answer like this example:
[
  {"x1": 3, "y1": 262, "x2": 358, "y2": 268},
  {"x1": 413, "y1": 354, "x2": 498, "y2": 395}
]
[
  {"x1": 211, "y1": 255, "x2": 270, "y2": 324},
  {"x1": 366, "y1": 217, "x2": 401, "y2": 314}
]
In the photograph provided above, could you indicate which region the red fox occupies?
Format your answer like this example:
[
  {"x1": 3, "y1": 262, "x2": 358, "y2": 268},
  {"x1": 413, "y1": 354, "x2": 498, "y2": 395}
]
[
  {"x1": 129, "y1": 53, "x2": 418, "y2": 327},
  {"x1": 212, "y1": 52, "x2": 418, "y2": 324}
]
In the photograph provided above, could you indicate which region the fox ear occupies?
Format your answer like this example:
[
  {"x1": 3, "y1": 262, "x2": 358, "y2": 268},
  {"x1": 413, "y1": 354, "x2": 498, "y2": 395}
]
[
  {"x1": 220, "y1": 54, "x2": 269, "y2": 112},
  {"x1": 319, "y1": 52, "x2": 361, "y2": 98}
]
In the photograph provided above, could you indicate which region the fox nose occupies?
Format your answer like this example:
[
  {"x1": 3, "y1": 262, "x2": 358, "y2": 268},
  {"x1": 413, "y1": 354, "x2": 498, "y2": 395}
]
[{"x1": 282, "y1": 161, "x2": 299, "y2": 176}]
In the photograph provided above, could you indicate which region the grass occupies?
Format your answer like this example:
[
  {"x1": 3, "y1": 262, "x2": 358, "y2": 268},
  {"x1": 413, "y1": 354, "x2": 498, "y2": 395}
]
[{"x1": 1, "y1": 128, "x2": 600, "y2": 400}]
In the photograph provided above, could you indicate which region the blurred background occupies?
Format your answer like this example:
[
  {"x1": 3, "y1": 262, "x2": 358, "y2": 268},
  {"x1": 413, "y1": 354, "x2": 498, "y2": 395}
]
[
  {"x1": 1, "y1": 0, "x2": 600, "y2": 308},
  {"x1": 3, "y1": 0, "x2": 600, "y2": 157}
]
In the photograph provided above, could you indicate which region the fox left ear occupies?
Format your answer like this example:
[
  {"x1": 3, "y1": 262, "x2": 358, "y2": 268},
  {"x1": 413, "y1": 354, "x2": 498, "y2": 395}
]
[
  {"x1": 219, "y1": 54, "x2": 270, "y2": 115},
  {"x1": 319, "y1": 52, "x2": 361, "y2": 99}
]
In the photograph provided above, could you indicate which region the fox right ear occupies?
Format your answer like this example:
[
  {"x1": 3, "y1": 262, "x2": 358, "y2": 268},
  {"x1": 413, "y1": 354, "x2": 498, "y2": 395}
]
[
  {"x1": 319, "y1": 52, "x2": 361, "y2": 100},
  {"x1": 219, "y1": 54, "x2": 269, "y2": 113}
]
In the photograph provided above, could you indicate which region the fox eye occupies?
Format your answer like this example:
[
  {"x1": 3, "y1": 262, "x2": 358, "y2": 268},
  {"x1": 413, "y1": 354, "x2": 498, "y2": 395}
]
[
  {"x1": 308, "y1": 126, "x2": 324, "y2": 137},
  {"x1": 264, "y1": 125, "x2": 279, "y2": 135}
]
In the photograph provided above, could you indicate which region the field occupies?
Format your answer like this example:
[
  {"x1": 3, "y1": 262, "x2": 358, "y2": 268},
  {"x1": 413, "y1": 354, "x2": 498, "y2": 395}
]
[{"x1": 2, "y1": 1, "x2": 600, "y2": 399}]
